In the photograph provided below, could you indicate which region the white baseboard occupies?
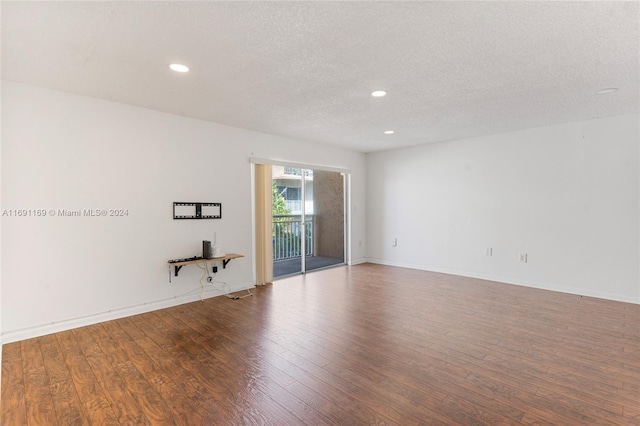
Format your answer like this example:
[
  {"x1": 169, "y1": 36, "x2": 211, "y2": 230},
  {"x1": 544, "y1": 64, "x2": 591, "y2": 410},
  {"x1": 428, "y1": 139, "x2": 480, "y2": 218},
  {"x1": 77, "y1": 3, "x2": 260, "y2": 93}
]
[
  {"x1": 348, "y1": 257, "x2": 368, "y2": 266},
  {"x1": 4, "y1": 259, "x2": 636, "y2": 345},
  {"x1": 365, "y1": 257, "x2": 427, "y2": 271},
  {"x1": 0, "y1": 282, "x2": 256, "y2": 344},
  {"x1": 365, "y1": 258, "x2": 639, "y2": 305}
]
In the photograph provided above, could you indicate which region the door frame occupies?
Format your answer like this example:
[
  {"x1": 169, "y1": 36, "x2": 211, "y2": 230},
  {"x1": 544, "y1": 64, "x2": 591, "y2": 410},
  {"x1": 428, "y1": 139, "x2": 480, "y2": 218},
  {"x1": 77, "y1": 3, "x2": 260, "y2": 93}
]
[{"x1": 250, "y1": 158, "x2": 351, "y2": 283}]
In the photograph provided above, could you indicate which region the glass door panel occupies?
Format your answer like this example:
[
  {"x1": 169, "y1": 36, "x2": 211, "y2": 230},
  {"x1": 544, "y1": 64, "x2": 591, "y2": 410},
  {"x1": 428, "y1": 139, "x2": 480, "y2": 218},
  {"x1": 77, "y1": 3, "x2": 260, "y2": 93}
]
[
  {"x1": 272, "y1": 165, "x2": 345, "y2": 278},
  {"x1": 272, "y1": 165, "x2": 303, "y2": 277},
  {"x1": 305, "y1": 169, "x2": 345, "y2": 272}
]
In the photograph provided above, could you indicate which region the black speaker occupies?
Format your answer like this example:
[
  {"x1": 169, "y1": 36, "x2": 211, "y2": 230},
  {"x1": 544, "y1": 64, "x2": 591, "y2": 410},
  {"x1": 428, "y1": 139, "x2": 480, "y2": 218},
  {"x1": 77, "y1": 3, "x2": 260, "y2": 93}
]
[{"x1": 203, "y1": 240, "x2": 213, "y2": 259}]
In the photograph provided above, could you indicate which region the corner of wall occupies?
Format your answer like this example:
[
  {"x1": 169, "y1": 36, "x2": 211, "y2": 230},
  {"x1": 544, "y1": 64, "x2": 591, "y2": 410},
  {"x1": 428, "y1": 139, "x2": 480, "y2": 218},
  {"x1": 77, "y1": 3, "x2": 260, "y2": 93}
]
[{"x1": 364, "y1": 114, "x2": 639, "y2": 303}]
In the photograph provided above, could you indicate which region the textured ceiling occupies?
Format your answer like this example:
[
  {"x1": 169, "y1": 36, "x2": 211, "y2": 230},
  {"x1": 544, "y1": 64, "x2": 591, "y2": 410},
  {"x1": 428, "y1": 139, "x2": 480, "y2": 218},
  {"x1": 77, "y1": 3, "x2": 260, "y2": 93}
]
[{"x1": 2, "y1": 1, "x2": 638, "y2": 153}]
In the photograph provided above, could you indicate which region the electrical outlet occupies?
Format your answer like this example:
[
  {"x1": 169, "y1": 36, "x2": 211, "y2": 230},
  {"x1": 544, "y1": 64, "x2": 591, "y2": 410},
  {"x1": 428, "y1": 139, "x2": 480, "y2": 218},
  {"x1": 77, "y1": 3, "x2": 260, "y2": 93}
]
[
  {"x1": 486, "y1": 247, "x2": 492, "y2": 256},
  {"x1": 212, "y1": 266, "x2": 218, "y2": 273},
  {"x1": 392, "y1": 238, "x2": 398, "y2": 247},
  {"x1": 519, "y1": 253, "x2": 528, "y2": 263}
]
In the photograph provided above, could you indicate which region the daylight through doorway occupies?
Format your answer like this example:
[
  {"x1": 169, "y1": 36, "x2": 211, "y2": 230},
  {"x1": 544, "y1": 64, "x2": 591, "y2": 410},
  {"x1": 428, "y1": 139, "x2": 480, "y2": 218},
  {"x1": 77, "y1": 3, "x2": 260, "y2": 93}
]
[{"x1": 272, "y1": 166, "x2": 345, "y2": 278}]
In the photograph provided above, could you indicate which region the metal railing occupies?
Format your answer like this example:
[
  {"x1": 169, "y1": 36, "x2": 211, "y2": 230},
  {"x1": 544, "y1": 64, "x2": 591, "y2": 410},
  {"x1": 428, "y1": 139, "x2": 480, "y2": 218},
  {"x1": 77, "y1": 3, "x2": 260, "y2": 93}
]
[{"x1": 273, "y1": 215, "x2": 314, "y2": 261}]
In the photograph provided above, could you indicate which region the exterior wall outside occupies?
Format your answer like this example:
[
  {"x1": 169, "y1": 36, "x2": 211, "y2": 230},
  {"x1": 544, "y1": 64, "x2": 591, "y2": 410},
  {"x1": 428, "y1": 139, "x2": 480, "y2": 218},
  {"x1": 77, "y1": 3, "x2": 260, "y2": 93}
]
[{"x1": 313, "y1": 170, "x2": 345, "y2": 259}]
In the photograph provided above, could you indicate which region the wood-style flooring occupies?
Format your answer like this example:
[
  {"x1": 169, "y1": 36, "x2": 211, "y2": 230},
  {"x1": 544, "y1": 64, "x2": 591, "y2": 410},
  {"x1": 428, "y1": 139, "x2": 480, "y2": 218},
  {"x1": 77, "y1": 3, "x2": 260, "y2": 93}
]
[{"x1": 2, "y1": 264, "x2": 639, "y2": 425}]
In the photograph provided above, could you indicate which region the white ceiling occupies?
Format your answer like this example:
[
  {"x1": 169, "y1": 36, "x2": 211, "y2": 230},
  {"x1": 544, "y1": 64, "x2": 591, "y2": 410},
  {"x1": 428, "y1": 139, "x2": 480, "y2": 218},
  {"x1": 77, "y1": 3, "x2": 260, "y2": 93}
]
[{"x1": 2, "y1": 1, "x2": 638, "y2": 153}]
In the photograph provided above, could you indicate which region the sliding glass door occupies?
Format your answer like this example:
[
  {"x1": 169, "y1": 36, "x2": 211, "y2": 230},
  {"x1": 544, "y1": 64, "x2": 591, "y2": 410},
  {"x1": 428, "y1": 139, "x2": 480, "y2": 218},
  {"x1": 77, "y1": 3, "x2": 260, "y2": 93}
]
[{"x1": 272, "y1": 166, "x2": 345, "y2": 278}]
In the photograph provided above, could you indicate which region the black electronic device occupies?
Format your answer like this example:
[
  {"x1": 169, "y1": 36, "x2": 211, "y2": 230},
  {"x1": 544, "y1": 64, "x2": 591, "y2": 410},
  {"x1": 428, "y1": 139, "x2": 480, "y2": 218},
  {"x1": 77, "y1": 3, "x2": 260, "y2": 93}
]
[
  {"x1": 203, "y1": 240, "x2": 214, "y2": 259},
  {"x1": 168, "y1": 256, "x2": 202, "y2": 264}
]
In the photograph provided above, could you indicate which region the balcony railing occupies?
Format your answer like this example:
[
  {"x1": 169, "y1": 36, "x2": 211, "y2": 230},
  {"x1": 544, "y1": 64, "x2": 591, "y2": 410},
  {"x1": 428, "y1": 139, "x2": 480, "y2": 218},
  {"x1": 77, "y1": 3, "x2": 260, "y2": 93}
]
[{"x1": 273, "y1": 215, "x2": 314, "y2": 261}]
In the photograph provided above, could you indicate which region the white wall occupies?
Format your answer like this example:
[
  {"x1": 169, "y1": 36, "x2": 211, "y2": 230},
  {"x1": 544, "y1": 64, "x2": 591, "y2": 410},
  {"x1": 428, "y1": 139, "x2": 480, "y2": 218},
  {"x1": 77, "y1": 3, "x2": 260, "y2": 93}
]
[
  {"x1": 0, "y1": 82, "x2": 3, "y2": 377},
  {"x1": 1, "y1": 81, "x2": 366, "y2": 342},
  {"x1": 367, "y1": 114, "x2": 639, "y2": 303}
]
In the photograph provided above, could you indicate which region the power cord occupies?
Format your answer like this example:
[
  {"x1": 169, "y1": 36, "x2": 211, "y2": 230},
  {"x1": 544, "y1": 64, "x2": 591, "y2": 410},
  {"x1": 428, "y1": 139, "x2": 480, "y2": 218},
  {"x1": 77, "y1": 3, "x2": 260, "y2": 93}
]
[{"x1": 198, "y1": 262, "x2": 253, "y2": 300}]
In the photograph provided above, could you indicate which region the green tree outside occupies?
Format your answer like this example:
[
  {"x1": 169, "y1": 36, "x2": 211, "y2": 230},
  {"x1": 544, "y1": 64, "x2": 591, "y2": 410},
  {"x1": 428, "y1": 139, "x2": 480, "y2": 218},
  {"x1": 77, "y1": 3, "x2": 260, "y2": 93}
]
[
  {"x1": 272, "y1": 181, "x2": 291, "y2": 215},
  {"x1": 272, "y1": 181, "x2": 298, "y2": 259}
]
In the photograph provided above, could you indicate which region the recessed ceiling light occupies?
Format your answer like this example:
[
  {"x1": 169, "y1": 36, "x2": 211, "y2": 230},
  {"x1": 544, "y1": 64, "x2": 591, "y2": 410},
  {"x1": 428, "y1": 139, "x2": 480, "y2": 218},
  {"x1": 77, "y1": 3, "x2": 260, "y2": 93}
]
[
  {"x1": 596, "y1": 87, "x2": 618, "y2": 95},
  {"x1": 384, "y1": 130, "x2": 395, "y2": 134},
  {"x1": 169, "y1": 63, "x2": 189, "y2": 73},
  {"x1": 371, "y1": 90, "x2": 387, "y2": 97}
]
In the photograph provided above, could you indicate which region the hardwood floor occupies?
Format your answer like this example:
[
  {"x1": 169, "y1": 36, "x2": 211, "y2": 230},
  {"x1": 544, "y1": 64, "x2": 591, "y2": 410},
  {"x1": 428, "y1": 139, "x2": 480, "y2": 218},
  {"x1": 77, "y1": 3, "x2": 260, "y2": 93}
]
[{"x1": 2, "y1": 263, "x2": 639, "y2": 425}]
